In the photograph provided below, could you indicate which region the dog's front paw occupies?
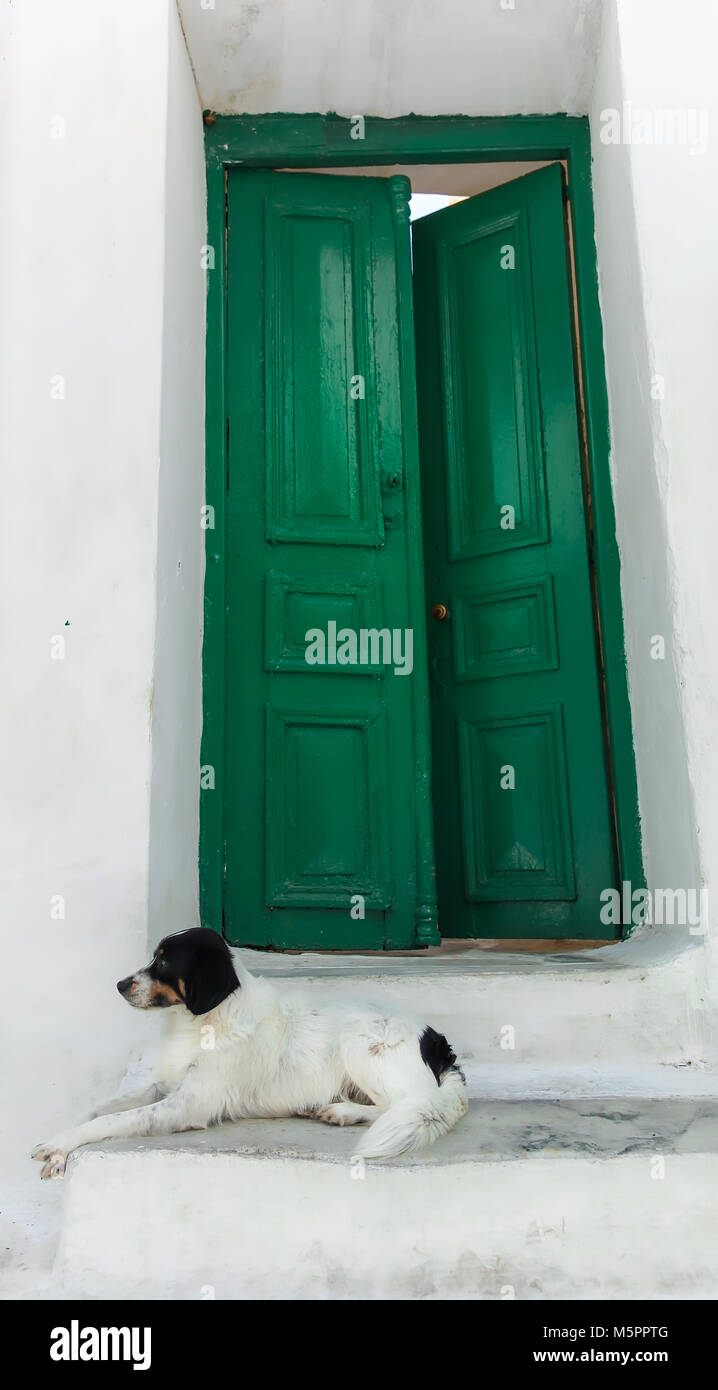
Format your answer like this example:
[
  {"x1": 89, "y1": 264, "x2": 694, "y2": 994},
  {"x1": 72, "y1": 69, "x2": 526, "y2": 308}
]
[{"x1": 32, "y1": 1143, "x2": 67, "y2": 1179}]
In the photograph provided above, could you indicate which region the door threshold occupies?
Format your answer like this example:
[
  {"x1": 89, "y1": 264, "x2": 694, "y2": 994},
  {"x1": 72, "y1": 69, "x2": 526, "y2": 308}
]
[
  {"x1": 239, "y1": 940, "x2": 637, "y2": 980},
  {"x1": 254, "y1": 938, "x2": 608, "y2": 958}
]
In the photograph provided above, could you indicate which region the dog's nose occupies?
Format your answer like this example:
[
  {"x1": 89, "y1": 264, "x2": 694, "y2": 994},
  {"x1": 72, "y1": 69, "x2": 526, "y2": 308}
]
[{"x1": 117, "y1": 975, "x2": 134, "y2": 996}]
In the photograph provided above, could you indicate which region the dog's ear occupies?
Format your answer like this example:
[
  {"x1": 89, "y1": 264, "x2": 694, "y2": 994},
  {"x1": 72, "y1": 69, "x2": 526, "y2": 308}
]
[{"x1": 183, "y1": 941, "x2": 239, "y2": 1016}]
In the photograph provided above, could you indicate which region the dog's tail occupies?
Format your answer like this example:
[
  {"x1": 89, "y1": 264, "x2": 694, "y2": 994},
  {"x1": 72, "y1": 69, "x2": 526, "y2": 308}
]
[{"x1": 354, "y1": 1067, "x2": 468, "y2": 1160}]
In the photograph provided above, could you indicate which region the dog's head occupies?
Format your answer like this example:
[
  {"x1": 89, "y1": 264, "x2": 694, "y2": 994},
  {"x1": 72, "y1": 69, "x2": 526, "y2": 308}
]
[{"x1": 117, "y1": 928, "x2": 240, "y2": 1016}]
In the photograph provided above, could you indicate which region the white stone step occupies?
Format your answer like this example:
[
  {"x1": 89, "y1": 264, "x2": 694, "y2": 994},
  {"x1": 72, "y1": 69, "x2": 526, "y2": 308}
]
[
  {"x1": 56, "y1": 1099, "x2": 718, "y2": 1300},
  {"x1": 238, "y1": 947, "x2": 714, "y2": 1086}
]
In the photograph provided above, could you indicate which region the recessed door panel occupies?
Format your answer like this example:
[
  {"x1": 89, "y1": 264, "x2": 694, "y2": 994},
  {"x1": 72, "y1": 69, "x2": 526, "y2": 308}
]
[
  {"x1": 439, "y1": 214, "x2": 547, "y2": 560},
  {"x1": 458, "y1": 706, "x2": 575, "y2": 901},
  {"x1": 266, "y1": 706, "x2": 390, "y2": 908},
  {"x1": 265, "y1": 574, "x2": 383, "y2": 673},
  {"x1": 265, "y1": 192, "x2": 382, "y2": 546},
  {"x1": 452, "y1": 575, "x2": 558, "y2": 682}
]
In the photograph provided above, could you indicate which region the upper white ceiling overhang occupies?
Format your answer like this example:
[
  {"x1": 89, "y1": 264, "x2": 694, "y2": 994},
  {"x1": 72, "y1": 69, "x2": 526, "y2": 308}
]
[{"x1": 178, "y1": 0, "x2": 604, "y2": 118}]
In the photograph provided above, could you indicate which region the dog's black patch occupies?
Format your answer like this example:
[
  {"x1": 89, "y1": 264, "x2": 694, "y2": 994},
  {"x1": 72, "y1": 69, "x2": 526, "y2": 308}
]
[
  {"x1": 419, "y1": 1025, "x2": 465, "y2": 1085},
  {"x1": 155, "y1": 928, "x2": 240, "y2": 1016}
]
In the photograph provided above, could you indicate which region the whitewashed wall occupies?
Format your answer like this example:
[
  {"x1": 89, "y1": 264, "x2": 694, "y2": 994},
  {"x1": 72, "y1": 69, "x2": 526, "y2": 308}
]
[
  {"x1": 180, "y1": 0, "x2": 604, "y2": 117},
  {"x1": 0, "y1": 0, "x2": 205, "y2": 1175},
  {"x1": 2, "y1": 0, "x2": 718, "y2": 1201},
  {"x1": 148, "y1": 1, "x2": 207, "y2": 949},
  {"x1": 589, "y1": 0, "x2": 716, "y2": 1018},
  {"x1": 602, "y1": 0, "x2": 717, "y2": 967},
  {"x1": 590, "y1": 0, "x2": 702, "y2": 932}
]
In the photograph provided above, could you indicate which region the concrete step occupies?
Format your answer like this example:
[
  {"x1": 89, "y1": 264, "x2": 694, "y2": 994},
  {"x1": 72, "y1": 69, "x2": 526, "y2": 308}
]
[
  {"x1": 235, "y1": 947, "x2": 714, "y2": 1089},
  {"x1": 56, "y1": 1099, "x2": 718, "y2": 1300}
]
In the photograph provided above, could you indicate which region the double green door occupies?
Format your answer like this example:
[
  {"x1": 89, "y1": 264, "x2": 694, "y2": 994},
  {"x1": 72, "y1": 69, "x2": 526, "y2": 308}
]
[{"x1": 218, "y1": 164, "x2": 617, "y2": 946}]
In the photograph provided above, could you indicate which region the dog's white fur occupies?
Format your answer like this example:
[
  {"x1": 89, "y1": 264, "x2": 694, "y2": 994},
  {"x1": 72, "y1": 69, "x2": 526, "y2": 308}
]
[{"x1": 32, "y1": 953, "x2": 468, "y2": 1178}]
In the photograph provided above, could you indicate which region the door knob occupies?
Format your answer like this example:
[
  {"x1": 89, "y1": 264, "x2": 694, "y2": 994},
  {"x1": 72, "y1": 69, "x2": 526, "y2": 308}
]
[{"x1": 432, "y1": 603, "x2": 449, "y2": 621}]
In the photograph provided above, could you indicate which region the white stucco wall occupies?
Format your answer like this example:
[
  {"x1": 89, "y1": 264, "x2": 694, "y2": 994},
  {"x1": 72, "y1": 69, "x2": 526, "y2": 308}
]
[
  {"x1": 180, "y1": 0, "x2": 604, "y2": 117},
  {"x1": 588, "y1": 0, "x2": 716, "y2": 1026},
  {"x1": 590, "y1": 1, "x2": 698, "y2": 916},
  {"x1": 603, "y1": 0, "x2": 717, "y2": 995},
  {"x1": 148, "y1": 1, "x2": 207, "y2": 948},
  {"x1": 0, "y1": 0, "x2": 204, "y2": 1184}
]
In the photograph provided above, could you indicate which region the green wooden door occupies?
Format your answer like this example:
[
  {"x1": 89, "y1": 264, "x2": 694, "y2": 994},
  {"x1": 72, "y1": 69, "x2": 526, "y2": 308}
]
[
  {"x1": 223, "y1": 170, "x2": 433, "y2": 950},
  {"x1": 413, "y1": 165, "x2": 617, "y2": 938}
]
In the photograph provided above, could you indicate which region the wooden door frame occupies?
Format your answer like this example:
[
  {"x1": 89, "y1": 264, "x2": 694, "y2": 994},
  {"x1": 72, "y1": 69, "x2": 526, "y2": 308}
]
[{"x1": 200, "y1": 113, "x2": 644, "y2": 941}]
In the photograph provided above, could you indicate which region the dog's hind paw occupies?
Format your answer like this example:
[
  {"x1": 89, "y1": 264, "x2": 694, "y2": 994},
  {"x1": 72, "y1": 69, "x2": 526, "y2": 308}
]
[{"x1": 318, "y1": 1102, "x2": 360, "y2": 1127}]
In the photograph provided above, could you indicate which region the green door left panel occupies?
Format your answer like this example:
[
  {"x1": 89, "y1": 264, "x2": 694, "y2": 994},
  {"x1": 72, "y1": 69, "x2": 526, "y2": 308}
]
[{"x1": 222, "y1": 171, "x2": 423, "y2": 949}]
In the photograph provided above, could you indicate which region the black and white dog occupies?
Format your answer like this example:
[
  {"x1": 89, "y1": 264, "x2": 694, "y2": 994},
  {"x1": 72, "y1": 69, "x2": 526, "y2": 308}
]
[{"x1": 32, "y1": 928, "x2": 468, "y2": 1179}]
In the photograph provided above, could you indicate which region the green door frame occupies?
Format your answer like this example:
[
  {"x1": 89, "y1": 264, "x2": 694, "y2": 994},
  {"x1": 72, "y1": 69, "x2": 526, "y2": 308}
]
[{"x1": 200, "y1": 112, "x2": 644, "y2": 941}]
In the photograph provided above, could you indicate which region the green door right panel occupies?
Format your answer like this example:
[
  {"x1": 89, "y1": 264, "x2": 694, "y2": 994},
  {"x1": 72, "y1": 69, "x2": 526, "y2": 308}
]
[{"x1": 413, "y1": 165, "x2": 618, "y2": 938}]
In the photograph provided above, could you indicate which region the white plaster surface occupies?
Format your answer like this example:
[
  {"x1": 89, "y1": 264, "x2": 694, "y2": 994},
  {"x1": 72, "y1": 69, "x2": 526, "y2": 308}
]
[
  {"x1": 0, "y1": 0, "x2": 168, "y2": 1163},
  {"x1": 148, "y1": 0, "x2": 207, "y2": 947},
  {"x1": 594, "y1": 0, "x2": 718, "y2": 1023},
  {"x1": 586, "y1": 0, "x2": 718, "y2": 1055},
  {"x1": 237, "y1": 948, "x2": 711, "y2": 1081},
  {"x1": 590, "y1": 0, "x2": 702, "y2": 933},
  {"x1": 0, "y1": 0, "x2": 204, "y2": 1299},
  {"x1": 55, "y1": 1102, "x2": 718, "y2": 1299},
  {"x1": 297, "y1": 161, "x2": 554, "y2": 196},
  {"x1": 179, "y1": 0, "x2": 604, "y2": 118}
]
